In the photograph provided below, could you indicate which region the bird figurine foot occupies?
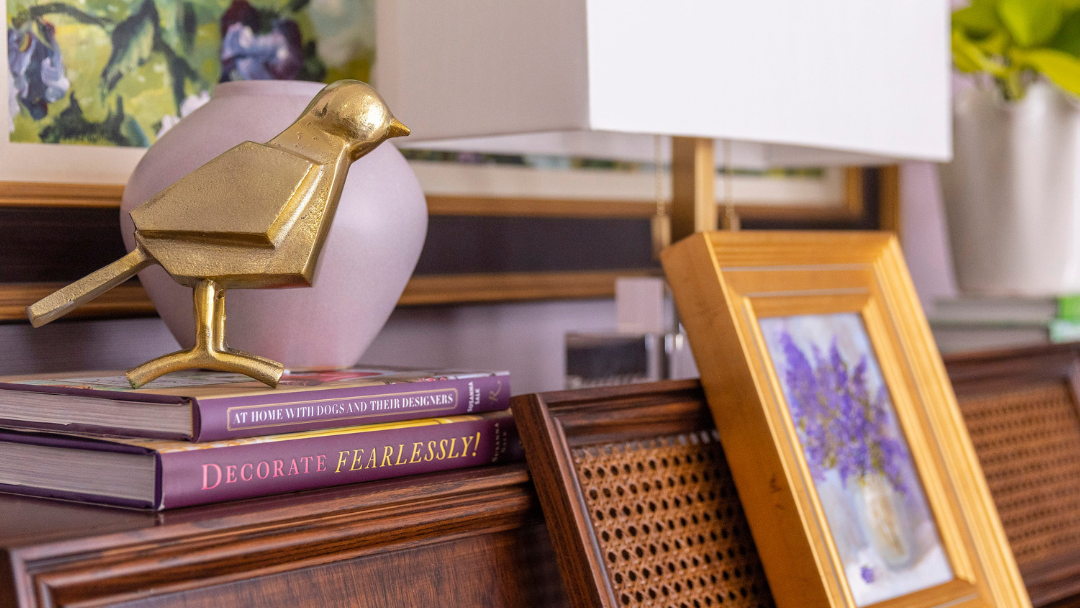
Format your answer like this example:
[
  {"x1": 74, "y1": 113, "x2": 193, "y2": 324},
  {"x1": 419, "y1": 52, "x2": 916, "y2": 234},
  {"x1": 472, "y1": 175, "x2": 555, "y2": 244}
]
[
  {"x1": 126, "y1": 280, "x2": 284, "y2": 388},
  {"x1": 25, "y1": 80, "x2": 410, "y2": 388}
]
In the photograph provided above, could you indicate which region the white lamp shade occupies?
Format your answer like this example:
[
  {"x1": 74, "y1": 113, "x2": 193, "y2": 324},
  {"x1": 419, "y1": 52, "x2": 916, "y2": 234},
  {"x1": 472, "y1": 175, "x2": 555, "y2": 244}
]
[{"x1": 376, "y1": 0, "x2": 951, "y2": 162}]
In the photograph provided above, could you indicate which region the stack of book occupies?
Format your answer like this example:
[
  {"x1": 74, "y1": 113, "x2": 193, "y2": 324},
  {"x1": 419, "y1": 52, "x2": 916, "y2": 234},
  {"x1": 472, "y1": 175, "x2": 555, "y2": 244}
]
[
  {"x1": 929, "y1": 295, "x2": 1080, "y2": 352},
  {"x1": 0, "y1": 367, "x2": 516, "y2": 509}
]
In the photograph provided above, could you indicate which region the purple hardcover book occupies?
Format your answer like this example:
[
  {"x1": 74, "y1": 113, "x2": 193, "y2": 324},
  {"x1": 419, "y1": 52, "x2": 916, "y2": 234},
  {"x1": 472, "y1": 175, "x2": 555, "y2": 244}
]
[
  {"x1": 0, "y1": 367, "x2": 509, "y2": 441},
  {"x1": 0, "y1": 410, "x2": 521, "y2": 510}
]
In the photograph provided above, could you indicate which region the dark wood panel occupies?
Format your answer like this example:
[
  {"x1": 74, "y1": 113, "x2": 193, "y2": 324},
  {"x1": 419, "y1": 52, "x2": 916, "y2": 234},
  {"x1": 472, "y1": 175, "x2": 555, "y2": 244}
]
[
  {"x1": 414, "y1": 216, "x2": 659, "y2": 275},
  {"x1": 0, "y1": 206, "x2": 127, "y2": 283},
  {"x1": 0, "y1": 464, "x2": 569, "y2": 608},
  {"x1": 0, "y1": 168, "x2": 888, "y2": 287},
  {"x1": 0, "y1": 167, "x2": 893, "y2": 317},
  {"x1": 114, "y1": 526, "x2": 563, "y2": 608}
]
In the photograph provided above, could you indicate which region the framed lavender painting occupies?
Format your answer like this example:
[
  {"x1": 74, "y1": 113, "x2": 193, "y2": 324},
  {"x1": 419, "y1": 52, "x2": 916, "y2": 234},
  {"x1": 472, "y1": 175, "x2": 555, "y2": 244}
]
[
  {"x1": 759, "y1": 313, "x2": 952, "y2": 605},
  {"x1": 662, "y1": 232, "x2": 1031, "y2": 608}
]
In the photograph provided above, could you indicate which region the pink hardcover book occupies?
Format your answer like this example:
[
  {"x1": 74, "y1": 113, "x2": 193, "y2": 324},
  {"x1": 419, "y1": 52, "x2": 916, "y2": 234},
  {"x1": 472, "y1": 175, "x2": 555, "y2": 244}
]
[
  {"x1": 0, "y1": 410, "x2": 520, "y2": 510},
  {"x1": 0, "y1": 366, "x2": 509, "y2": 441}
]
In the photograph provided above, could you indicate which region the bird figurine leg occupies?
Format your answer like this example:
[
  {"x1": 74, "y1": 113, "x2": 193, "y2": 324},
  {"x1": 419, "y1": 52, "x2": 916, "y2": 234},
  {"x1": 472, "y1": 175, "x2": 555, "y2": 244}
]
[{"x1": 125, "y1": 279, "x2": 284, "y2": 389}]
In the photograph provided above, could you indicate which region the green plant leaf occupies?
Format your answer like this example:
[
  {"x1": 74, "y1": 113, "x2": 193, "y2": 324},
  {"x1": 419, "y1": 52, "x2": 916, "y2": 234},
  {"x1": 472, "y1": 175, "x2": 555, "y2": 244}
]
[
  {"x1": 975, "y1": 29, "x2": 1010, "y2": 56},
  {"x1": 1014, "y1": 48, "x2": 1080, "y2": 96},
  {"x1": 953, "y1": 29, "x2": 1006, "y2": 75},
  {"x1": 998, "y1": 0, "x2": 1063, "y2": 47},
  {"x1": 953, "y1": 30, "x2": 988, "y2": 72},
  {"x1": 1053, "y1": 10, "x2": 1080, "y2": 55},
  {"x1": 953, "y1": 0, "x2": 1001, "y2": 37}
]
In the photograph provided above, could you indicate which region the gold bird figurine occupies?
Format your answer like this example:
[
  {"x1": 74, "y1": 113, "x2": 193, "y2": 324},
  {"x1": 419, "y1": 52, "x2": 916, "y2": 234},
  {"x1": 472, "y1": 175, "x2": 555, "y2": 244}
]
[{"x1": 27, "y1": 80, "x2": 410, "y2": 389}]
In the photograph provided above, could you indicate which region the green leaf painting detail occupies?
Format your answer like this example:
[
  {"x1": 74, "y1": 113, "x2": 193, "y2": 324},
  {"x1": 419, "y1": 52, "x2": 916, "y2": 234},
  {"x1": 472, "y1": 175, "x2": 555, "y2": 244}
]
[{"x1": 7, "y1": 0, "x2": 374, "y2": 147}]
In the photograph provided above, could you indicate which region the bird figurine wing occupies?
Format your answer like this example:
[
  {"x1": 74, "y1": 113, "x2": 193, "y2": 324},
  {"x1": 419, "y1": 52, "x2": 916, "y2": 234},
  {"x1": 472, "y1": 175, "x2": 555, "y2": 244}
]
[{"x1": 130, "y1": 142, "x2": 325, "y2": 248}]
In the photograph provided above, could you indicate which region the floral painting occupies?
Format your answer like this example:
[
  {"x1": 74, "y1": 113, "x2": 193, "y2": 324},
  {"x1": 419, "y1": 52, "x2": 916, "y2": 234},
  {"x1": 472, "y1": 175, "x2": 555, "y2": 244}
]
[
  {"x1": 6, "y1": 0, "x2": 373, "y2": 146},
  {"x1": 759, "y1": 312, "x2": 953, "y2": 606}
]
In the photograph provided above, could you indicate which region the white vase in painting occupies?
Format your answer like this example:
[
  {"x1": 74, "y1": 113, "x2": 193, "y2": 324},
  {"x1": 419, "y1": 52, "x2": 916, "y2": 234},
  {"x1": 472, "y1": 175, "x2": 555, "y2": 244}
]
[
  {"x1": 121, "y1": 80, "x2": 427, "y2": 370},
  {"x1": 940, "y1": 81, "x2": 1080, "y2": 296},
  {"x1": 854, "y1": 473, "x2": 914, "y2": 570}
]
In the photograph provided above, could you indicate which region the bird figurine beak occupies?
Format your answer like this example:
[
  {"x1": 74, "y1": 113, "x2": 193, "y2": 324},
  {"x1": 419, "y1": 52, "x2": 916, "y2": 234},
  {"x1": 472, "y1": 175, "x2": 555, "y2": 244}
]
[{"x1": 387, "y1": 118, "x2": 410, "y2": 138}]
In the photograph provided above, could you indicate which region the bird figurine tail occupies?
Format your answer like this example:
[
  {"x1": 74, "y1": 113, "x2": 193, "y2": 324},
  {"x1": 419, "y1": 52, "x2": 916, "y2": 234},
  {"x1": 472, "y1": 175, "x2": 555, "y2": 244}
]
[{"x1": 27, "y1": 247, "x2": 155, "y2": 328}]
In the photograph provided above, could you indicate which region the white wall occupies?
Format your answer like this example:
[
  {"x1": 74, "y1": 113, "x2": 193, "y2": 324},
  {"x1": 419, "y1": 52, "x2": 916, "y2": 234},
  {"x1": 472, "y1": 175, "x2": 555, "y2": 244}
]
[
  {"x1": 0, "y1": 298, "x2": 616, "y2": 394},
  {"x1": 900, "y1": 161, "x2": 959, "y2": 314},
  {"x1": 361, "y1": 298, "x2": 616, "y2": 394},
  {"x1": 0, "y1": 317, "x2": 179, "y2": 376}
]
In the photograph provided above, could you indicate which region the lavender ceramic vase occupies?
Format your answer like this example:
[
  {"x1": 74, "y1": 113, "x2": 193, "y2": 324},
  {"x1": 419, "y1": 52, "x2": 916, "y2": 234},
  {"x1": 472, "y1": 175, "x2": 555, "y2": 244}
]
[{"x1": 121, "y1": 80, "x2": 427, "y2": 370}]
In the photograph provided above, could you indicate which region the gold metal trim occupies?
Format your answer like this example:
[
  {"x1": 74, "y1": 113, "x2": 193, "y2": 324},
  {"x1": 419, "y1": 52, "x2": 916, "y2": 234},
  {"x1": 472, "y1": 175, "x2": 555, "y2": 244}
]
[{"x1": 878, "y1": 165, "x2": 902, "y2": 235}]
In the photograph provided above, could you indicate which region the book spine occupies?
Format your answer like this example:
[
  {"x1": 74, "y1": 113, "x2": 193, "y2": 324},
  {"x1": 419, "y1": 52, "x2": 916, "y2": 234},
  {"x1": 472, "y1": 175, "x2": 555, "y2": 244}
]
[
  {"x1": 159, "y1": 413, "x2": 520, "y2": 509},
  {"x1": 195, "y1": 374, "x2": 510, "y2": 441}
]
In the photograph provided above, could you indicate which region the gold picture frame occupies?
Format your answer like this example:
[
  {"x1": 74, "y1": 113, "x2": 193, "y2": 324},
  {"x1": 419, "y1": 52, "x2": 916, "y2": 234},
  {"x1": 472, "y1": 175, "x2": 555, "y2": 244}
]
[{"x1": 661, "y1": 232, "x2": 1029, "y2": 608}]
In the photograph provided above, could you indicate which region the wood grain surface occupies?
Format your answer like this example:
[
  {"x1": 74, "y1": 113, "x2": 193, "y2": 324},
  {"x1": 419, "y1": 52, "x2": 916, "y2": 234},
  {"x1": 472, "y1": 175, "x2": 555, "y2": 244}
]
[{"x1": 0, "y1": 463, "x2": 568, "y2": 608}]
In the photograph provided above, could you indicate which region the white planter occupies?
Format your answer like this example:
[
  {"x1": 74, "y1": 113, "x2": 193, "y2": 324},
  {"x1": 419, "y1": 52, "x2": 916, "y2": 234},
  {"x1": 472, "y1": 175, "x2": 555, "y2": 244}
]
[
  {"x1": 121, "y1": 80, "x2": 427, "y2": 369},
  {"x1": 940, "y1": 81, "x2": 1080, "y2": 296}
]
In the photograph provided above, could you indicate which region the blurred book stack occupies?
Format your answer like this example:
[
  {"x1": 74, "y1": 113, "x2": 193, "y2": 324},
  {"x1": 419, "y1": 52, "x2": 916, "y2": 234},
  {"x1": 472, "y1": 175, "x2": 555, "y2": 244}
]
[
  {"x1": 929, "y1": 295, "x2": 1080, "y2": 353},
  {"x1": 0, "y1": 367, "x2": 517, "y2": 510}
]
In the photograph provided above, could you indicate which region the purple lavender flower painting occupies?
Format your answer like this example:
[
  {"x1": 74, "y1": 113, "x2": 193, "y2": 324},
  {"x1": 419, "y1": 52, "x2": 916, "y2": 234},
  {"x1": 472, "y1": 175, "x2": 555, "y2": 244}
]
[{"x1": 759, "y1": 313, "x2": 953, "y2": 606}]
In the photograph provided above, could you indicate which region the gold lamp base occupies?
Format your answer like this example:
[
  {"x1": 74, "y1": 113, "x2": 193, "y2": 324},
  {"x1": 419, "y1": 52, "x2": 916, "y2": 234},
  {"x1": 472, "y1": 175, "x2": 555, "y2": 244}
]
[{"x1": 126, "y1": 280, "x2": 284, "y2": 389}]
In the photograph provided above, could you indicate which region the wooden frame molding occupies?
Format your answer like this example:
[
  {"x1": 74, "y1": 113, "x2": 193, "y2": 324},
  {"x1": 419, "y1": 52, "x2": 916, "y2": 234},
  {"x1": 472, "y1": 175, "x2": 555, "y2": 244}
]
[
  {"x1": 0, "y1": 182, "x2": 125, "y2": 208},
  {"x1": 0, "y1": 169, "x2": 897, "y2": 322},
  {"x1": 0, "y1": 271, "x2": 660, "y2": 322},
  {"x1": 0, "y1": 168, "x2": 883, "y2": 219},
  {"x1": 0, "y1": 283, "x2": 155, "y2": 322},
  {"x1": 400, "y1": 270, "x2": 660, "y2": 306},
  {"x1": 424, "y1": 166, "x2": 877, "y2": 224}
]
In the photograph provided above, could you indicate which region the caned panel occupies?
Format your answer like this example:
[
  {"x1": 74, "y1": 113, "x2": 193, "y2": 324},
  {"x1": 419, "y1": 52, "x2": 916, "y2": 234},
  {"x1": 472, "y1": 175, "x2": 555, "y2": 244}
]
[
  {"x1": 958, "y1": 380, "x2": 1080, "y2": 565},
  {"x1": 571, "y1": 431, "x2": 774, "y2": 608}
]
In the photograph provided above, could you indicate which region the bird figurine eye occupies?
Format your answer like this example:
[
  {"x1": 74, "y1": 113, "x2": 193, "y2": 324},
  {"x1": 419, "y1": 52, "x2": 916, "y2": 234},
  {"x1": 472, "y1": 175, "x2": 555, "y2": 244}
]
[{"x1": 26, "y1": 80, "x2": 408, "y2": 389}]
